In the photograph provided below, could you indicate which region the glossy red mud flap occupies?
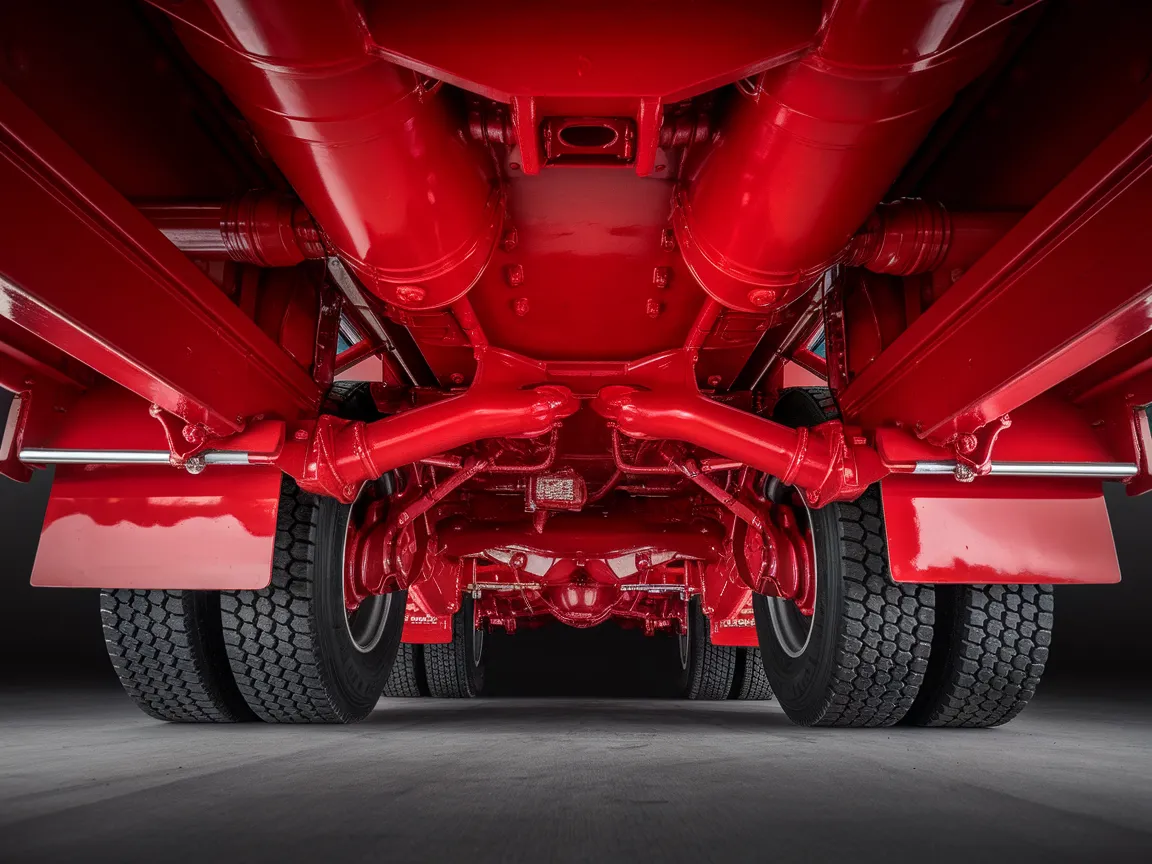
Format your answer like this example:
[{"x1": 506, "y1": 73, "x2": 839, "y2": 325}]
[
  {"x1": 31, "y1": 464, "x2": 282, "y2": 590},
  {"x1": 881, "y1": 475, "x2": 1121, "y2": 585},
  {"x1": 400, "y1": 584, "x2": 454, "y2": 645},
  {"x1": 709, "y1": 594, "x2": 758, "y2": 648}
]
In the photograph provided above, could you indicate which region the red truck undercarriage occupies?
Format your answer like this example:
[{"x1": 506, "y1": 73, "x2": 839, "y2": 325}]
[{"x1": 1, "y1": 0, "x2": 1149, "y2": 723}]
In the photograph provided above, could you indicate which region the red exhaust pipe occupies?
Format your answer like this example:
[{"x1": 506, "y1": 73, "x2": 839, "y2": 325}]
[
  {"x1": 152, "y1": 0, "x2": 504, "y2": 310},
  {"x1": 673, "y1": 0, "x2": 1034, "y2": 313}
]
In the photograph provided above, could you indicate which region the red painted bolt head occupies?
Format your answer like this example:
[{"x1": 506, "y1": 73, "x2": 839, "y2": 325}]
[
  {"x1": 343, "y1": 484, "x2": 358, "y2": 498},
  {"x1": 181, "y1": 424, "x2": 205, "y2": 445},
  {"x1": 646, "y1": 298, "x2": 663, "y2": 318},
  {"x1": 395, "y1": 285, "x2": 426, "y2": 304},
  {"x1": 660, "y1": 229, "x2": 676, "y2": 251},
  {"x1": 956, "y1": 433, "x2": 979, "y2": 455},
  {"x1": 747, "y1": 288, "x2": 778, "y2": 307},
  {"x1": 652, "y1": 267, "x2": 671, "y2": 289},
  {"x1": 707, "y1": 375, "x2": 722, "y2": 387},
  {"x1": 505, "y1": 264, "x2": 525, "y2": 287},
  {"x1": 510, "y1": 552, "x2": 528, "y2": 570},
  {"x1": 294, "y1": 428, "x2": 309, "y2": 441},
  {"x1": 449, "y1": 372, "x2": 465, "y2": 385},
  {"x1": 501, "y1": 228, "x2": 519, "y2": 252},
  {"x1": 512, "y1": 297, "x2": 530, "y2": 317}
]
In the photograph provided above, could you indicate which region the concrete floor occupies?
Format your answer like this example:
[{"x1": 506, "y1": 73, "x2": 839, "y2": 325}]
[{"x1": 0, "y1": 685, "x2": 1149, "y2": 863}]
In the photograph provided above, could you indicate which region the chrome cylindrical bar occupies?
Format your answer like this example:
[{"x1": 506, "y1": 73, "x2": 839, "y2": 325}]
[
  {"x1": 912, "y1": 461, "x2": 1138, "y2": 479},
  {"x1": 19, "y1": 449, "x2": 252, "y2": 466}
]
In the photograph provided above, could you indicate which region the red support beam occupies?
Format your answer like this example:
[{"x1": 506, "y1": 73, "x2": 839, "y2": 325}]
[
  {"x1": 0, "y1": 83, "x2": 322, "y2": 437},
  {"x1": 840, "y1": 94, "x2": 1152, "y2": 444}
]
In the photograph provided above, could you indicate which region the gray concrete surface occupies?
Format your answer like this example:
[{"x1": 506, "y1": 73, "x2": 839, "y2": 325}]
[{"x1": 1, "y1": 685, "x2": 1149, "y2": 863}]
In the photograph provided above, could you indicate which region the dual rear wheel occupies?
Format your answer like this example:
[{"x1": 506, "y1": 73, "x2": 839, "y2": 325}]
[
  {"x1": 103, "y1": 475, "x2": 407, "y2": 723},
  {"x1": 673, "y1": 599, "x2": 774, "y2": 701},
  {"x1": 755, "y1": 388, "x2": 1053, "y2": 728}
]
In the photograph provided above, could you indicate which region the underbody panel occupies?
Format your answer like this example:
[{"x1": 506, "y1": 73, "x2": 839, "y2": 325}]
[{"x1": 1, "y1": 0, "x2": 1148, "y2": 647}]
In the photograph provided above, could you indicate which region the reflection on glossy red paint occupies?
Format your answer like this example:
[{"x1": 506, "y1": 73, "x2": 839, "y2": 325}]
[
  {"x1": 882, "y1": 475, "x2": 1121, "y2": 585},
  {"x1": 31, "y1": 464, "x2": 282, "y2": 589}
]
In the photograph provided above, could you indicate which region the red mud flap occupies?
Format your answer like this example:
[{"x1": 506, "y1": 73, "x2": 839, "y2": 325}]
[
  {"x1": 400, "y1": 584, "x2": 453, "y2": 644},
  {"x1": 709, "y1": 595, "x2": 759, "y2": 647},
  {"x1": 31, "y1": 463, "x2": 282, "y2": 589},
  {"x1": 881, "y1": 474, "x2": 1121, "y2": 585}
]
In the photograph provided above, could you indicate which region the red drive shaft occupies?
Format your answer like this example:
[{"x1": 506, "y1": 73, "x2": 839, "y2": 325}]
[
  {"x1": 673, "y1": 0, "x2": 1027, "y2": 313},
  {"x1": 155, "y1": 0, "x2": 503, "y2": 310},
  {"x1": 277, "y1": 350, "x2": 581, "y2": 501},
  {"x1": 592, "y1": 384, "x2": 884, "y2": 506}
]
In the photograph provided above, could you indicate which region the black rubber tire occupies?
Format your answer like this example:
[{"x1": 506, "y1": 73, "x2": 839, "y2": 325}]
[
  {"x1": 730, "y1": 647, "x2": 774, "y2": 700},
  {"x1": 904, "y1": 585, "x2": 1053, "y2": 727},
  {"x1": 424, "y1": 596, "x2": 487, "y2": 698},
  {"x1": 676, "y1": 599, "x2": 738, "y2": 700},
  {"x1": 220, "y1": 477, "x2": 407, "y2": 723},
  {"x1": 324, "y1": 379, "x2": 384, "y2": 420},
  {"x1": 101, "y1": 589, "x2": 254, "y2": 723},
  {"x1": 383, "y1": 642, "x2": 427, "y2": 697},
  {"x1": 753, "y1": 388, "x2": 935, "y2": 727}
]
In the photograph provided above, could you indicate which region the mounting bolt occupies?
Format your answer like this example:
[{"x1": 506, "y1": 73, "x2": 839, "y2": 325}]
[
  {"x1": 950, "y1": 267, "x2": 965, "y2": 284},
  {"x1": 294, "y1": 428, "x2": 309, "y2": 441},
  {"x1": 184, "y1": 456, "x2": 206, "y2": 475},
  {"x1": 646, "y1": 298, "x2": 663, "y2": 318},
  {"x1": 182, "y1": 424, "x2": 206, "y2": 446},
  {"x1": 449, "y1": 372, "x2": 465, "y2": 385},
  {"x1": 747, "y1": 288, "x2": 778, "y2": 307},
  {"x1": 510, "y1": 552, "x2": 528, "y2": 571},
  {"x1": 501, "y1": 228, "x2": 519, "y2": 252},
  {"x1": 706, "y1": 375, "x2": 722, "y2": 387},
  {"x1": 343, "y1": 483, "x2": 358, "y2": 498},
  {"x1": 395, "y1": 285, "x2": 426, "y2": 304},
  {"x1": 955, "y1": 433, "x2": 979, "y2": 455},
  {"x1": 652, "y1": 267, "x2": 672, "y2": 289},
  {"x1": 660, "y1": 229, "x2": 676, "y2": 251},
  {"x1": 512, "y1": 297, "x2": 530, "y2": 317},
  {"x1": 505, "y1": 263, "x2": 525, "y2": 287}
]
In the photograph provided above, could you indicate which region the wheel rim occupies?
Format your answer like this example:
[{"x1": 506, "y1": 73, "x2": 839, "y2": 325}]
[
  {"x1": 345, "y1": 593, "x2": 392, "y2": 654},
  {"x1": 766, "y1": 491, "x2": 818, "y2": 659},
  {"x1": 341, "y1": 484, "x2": 392, "y2": 654}
]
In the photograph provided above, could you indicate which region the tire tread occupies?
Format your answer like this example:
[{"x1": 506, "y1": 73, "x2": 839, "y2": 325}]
[
  {"x1": 907, "y1": 584, "x2": 1052, "y2": 727},
  {"x1": 101, "y1": 589, "x2": 251, "y2": 723},
  {"x1": 220, "y1": 478, "x2": 351, "y2": 722}
]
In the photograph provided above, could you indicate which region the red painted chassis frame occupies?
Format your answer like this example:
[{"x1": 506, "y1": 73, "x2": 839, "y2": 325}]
[{"x1": 2, "y1": 0, "x2": 1143, "y2": 646}]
